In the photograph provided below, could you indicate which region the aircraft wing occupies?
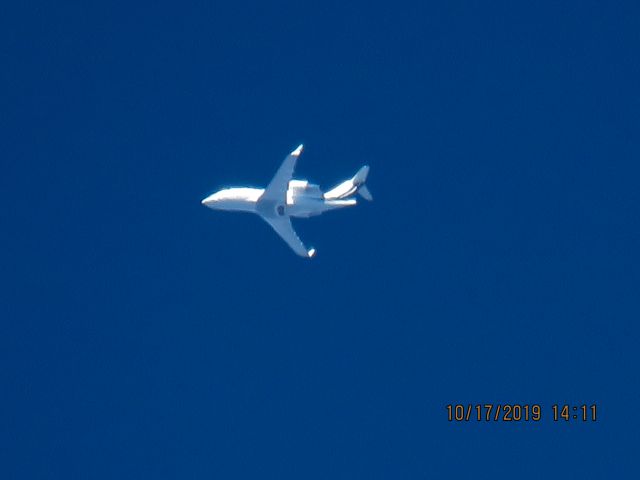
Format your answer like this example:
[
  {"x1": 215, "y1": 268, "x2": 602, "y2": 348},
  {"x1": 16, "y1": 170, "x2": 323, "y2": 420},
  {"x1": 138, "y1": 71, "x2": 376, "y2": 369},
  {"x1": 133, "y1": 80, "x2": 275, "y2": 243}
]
[
  {"x1": 262, "y1": 216, "x2": 316, "y2": 258},
  {"x1": 260, "y1": 144, "x2": 303, "y2": 204}
]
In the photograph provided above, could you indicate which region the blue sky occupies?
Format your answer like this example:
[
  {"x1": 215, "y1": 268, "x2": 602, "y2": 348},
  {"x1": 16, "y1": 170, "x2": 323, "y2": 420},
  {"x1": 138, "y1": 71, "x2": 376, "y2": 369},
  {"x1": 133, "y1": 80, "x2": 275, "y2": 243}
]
[{"x1": 2, "y1": 1, "x2": 639, "y2": 478}]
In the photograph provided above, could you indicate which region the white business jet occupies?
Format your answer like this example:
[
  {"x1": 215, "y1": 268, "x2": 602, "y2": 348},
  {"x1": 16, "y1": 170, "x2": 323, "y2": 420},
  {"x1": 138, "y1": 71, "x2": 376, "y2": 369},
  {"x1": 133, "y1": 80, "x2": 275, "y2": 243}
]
[{"x1": 201, "y1": 144, "x2": 372, "y2": 257}]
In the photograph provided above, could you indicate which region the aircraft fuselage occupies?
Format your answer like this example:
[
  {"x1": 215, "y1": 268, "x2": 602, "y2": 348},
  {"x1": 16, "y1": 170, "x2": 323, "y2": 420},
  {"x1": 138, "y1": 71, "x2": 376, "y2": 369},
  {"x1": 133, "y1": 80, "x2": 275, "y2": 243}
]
[{"x1": 202, "y1": 184, "x2": 355, "y2": 218}]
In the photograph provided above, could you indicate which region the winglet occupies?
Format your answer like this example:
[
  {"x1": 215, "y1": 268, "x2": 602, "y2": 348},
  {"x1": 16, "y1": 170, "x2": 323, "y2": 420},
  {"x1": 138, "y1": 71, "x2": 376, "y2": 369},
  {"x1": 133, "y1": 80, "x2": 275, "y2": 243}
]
[
  {"x1": 307, "y1": 248, "x2": 316, "y2": 258},
  {"x1": 291, "y1": 144, "x2": 304, "y2": 156}
]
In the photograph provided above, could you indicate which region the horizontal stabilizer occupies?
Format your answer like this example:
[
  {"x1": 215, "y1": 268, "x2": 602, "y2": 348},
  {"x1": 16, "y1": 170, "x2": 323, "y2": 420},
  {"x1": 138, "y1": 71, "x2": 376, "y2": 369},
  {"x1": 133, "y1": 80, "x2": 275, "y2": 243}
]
[
  {"x1": 358, "y1": 184, "x2": 373, "y2": 201},
  {"x1": 323, "y1": 165, "x2": 372, "y2": 201},
  {"x1": 353, "y1": 165, "x2": 369, "y2": 185}
]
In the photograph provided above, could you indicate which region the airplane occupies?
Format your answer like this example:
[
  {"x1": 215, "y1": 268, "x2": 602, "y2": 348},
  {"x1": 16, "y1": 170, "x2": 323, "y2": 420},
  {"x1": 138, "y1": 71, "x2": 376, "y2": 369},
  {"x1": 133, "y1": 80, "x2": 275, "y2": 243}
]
[{"x1": 201, "y1": 144, "x2": 372, "y2": 258}]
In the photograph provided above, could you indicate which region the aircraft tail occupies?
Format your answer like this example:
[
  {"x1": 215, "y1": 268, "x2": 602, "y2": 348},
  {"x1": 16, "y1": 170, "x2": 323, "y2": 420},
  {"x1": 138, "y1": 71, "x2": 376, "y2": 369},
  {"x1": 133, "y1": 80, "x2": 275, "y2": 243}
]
[
  {"x1": 323, "y1": 165, "x2": 372, "y2": 201},
  {"x1": 357, "y1": 184, "x2": 373, "y2": 201}
]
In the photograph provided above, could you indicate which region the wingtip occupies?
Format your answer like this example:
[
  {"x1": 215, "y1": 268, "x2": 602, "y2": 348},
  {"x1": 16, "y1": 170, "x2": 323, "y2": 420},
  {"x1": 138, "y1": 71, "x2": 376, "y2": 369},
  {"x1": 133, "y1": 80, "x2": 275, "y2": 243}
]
[{"x1": 292, "y1": 144, "x2": 304, "y2": 156}]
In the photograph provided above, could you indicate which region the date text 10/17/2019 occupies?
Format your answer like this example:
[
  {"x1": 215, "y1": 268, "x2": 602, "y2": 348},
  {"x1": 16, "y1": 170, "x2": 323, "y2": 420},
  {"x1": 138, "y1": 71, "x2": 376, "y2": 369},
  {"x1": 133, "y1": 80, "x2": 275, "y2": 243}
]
[{"x1": 446, "y1": 404, "x2": 597, "y2": 422}]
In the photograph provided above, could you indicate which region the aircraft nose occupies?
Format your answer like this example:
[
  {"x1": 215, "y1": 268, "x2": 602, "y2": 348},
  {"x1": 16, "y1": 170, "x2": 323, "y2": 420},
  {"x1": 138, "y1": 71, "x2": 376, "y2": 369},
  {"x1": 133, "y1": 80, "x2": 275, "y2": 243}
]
[{"x1": 202, "y1": 192, "x2": 224, "y2": 208}]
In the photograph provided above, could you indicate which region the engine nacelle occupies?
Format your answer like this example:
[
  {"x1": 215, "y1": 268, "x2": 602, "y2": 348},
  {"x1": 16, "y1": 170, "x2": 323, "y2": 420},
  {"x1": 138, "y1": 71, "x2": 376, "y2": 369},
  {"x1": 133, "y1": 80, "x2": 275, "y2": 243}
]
[{"x1": 287, "y1": 180, "x2": 323, "y2": 204}]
